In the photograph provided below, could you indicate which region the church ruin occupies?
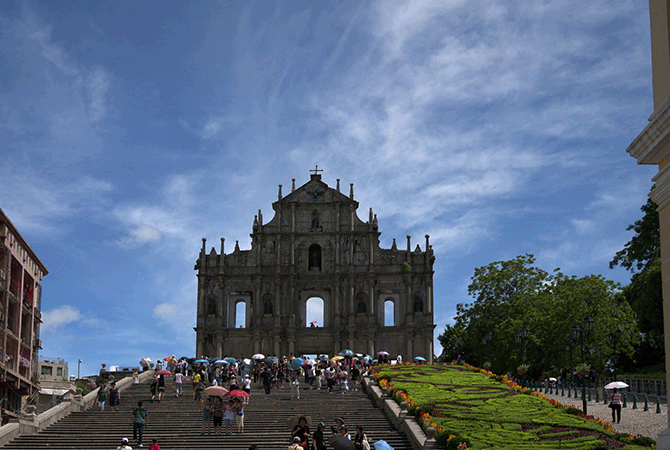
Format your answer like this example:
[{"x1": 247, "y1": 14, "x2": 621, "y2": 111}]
[{"x1": 194, "y1": 172, "x2": 436, "y2": 361}]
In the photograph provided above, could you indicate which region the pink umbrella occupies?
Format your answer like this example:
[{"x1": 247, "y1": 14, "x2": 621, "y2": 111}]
[
  {"x1": 204, "y1": 386, "x2": 229, "y2": 396},
  {"x1": 225, "y1": 389, "x2": 250, "y2": 397}
]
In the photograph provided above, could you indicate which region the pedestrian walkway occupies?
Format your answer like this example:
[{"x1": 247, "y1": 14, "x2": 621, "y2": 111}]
[{"x1": 541, "y1": 391, "x2": 667, "y2": 440}]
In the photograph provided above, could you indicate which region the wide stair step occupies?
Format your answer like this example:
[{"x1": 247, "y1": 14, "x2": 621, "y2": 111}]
[{"x1": 3, "y1": 380, "x2": 413, "y2": 450}]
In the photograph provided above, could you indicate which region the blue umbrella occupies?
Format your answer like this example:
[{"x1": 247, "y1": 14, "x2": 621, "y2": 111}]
[
  {"x1": 414, "y1": 356, "x2": 426, "y2": 362},
  {"x1": 342, "y1": 349, "x2": 355, "y2": 357},
  {"x1": 224, "y1": 357, "x2": 237, "y2": 364},
  {"x1": 194, "y1": 359, "x2": 209, "y2": 364},
  {"x1": 373, "y1": 440, "x2": 394, "y2": 450},
  {"x1": 290, "y1": 358, "x2": 304, "y2": 370}
]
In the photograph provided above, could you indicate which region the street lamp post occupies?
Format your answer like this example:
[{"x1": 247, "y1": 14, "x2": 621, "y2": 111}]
[
  {"x1": 570, "y1": 317, "x2": 594, "y2": 414},
  {"x1": 482, "y1": 331, "x2": 492, "y2": 365},
  {"x1": 607, "y1": 329, "x2": 622, "y2": 381},
  {"x1": 454, "y1": 337, "x2": 462, "y2": 363},
  {"x1": 77, "y1": 359, "x2": 82, "y2": 379},
  {"x1": 514, "y1": 326, "x2": 530, "y2": 364}
]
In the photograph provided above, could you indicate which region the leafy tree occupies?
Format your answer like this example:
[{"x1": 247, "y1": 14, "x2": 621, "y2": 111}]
[
  {"x1": 609, "y1": 196, "x2": 659, "y2": 273},
  {"x1": 440, "y1": 255, "x2": 639, "y2": 377},
  {"x1": 610, "y1": 190, "x2": 664, "y2": 370}
]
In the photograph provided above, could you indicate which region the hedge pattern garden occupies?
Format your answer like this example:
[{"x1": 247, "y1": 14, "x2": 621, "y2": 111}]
[{"x1": 372, "y1": 364, "x2": 655, "y2": 450}]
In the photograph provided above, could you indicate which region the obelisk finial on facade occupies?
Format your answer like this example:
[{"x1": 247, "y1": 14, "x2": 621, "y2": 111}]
[
  {"x1": 278, "y1": 184, "x2": 282, "y2": 200},
  {"x1": 350, "y1": 183, "x2": 354, "y2": 199},
  {"x1": 292, "y1": 178, "x2": 296, "y2": 192}
]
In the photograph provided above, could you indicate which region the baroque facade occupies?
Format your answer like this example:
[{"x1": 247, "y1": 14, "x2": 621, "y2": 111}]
[{"x1": 194, "y1": 173, "x2": 436, "y2": 361}]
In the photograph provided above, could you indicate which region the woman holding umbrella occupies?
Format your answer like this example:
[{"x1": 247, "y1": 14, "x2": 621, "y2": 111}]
[{"x1": 610, "y1": 388, "x2": 623, "y2": 423}]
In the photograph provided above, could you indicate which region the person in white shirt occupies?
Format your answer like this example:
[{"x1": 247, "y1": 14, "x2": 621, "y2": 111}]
[
  {"x1": 243, "y1": 375, "x2": 252, "y2": 404},
  {"x1": 117, "y1": 437, "x2": 132, "y2": 450},
  {"x1": 174, "y1": 371, "x2": 185, "y2": 398},
  {"x1": 396, "y1": 354, "x2": 402, "y2": 364}
]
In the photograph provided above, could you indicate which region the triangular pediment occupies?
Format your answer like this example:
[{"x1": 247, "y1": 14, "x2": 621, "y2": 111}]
[{"x1": 274, "y1": 174, "x2": 357, "y2": 207}]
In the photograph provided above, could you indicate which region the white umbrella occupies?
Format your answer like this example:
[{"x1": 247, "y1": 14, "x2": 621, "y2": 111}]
[
  {"x1": 604, "y1": 381, "x2": 629, "y2": 390},
  {"x1": 251, "y1": 354, "x2": 265, "y2": 360}
]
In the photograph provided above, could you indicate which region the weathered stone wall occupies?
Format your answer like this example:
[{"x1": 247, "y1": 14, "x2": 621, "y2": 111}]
[{"x1": 194, "y1": 174, "x2": 436, "y2": 361}]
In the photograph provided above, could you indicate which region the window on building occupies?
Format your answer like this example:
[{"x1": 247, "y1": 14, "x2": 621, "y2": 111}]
[
  {"x1": 57, "y1": 367, "x2": 63, "y2": 377},
  {"x1": 41, "y1": 365, "x2": 52, "y2": 376},
  {"x1": 235, "y1": 301, "x2": 246, "y2": 328},
  {"x1": 384, "y1": 299, "x2": 395, "y2": 326},
  {"x1": 306, "y1": 297, "x2": 324, "y2": 327}
]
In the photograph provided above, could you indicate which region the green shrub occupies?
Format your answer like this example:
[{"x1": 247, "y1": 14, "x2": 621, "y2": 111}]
[
  {"x1": 407, "y1": 404, "x2": 417, "y2": 416},
  {"x1": 630, "y1": 436, "x2": 656, "y2": 447},
  {"x1": 434, "y1": 429, "x2": 452, "y2": 447},
  {"x1": 415, "y1": 404, "x2": 433, "y2": 419},
  {"x1": 75, "y1": 382, "x2": 91, "y2": 396},
  {"x1": 565, "y1": 407, "x2": 582, "y2": 415},
  {"x1": 446, "y1": 435, "x2": 471, "y2": 450}
]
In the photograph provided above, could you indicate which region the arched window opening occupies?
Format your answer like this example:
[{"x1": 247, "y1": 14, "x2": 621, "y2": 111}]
[
  {"x1": 306, "y1": 297, "x2": 324, "y2": 327},
  {"x1": 356, "y1": 292, "x2": 367, "y2": 313},
  {"x1": 413, "y1": 294, "x2": 424, "y2": 313},
  {"x1": 384, "y1": 299, "x2": 395, "y2": 326},
  {"x1": 309, "y1": 244, "x2": 322, "y2": 271},
  {"x1": 263, "y1": 293, "x2": 273, "y2": 315},
  {"x1": 235, "y1": 301, "x2": 247, "y2": 328}
]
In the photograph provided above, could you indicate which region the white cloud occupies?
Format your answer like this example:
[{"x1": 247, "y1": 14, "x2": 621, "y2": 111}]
[
  {"x1": 42, "y1": 305, "x2": 97, "y2": 332},
  {"x1": 26, "y1": 20, "x2": 79, "y2": 76},
  {"x1": 154, "y1": 303, "x2": 179, "y2": 320},
  {"x1": 87, "y1": 67, "x2": 110, "y2": 123},
  {"x1": 571, "y1": 219, "x2": 595, "y2": 235}
]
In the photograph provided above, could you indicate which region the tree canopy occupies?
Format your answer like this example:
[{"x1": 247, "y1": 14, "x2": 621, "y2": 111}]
[
  {"x1": 609, "y1": 189, "x2": 663, "y2": 371},
  {"x1": 439, "y1": 254, "x2": 639, "y2": 377},
  {"x1": 609, "y1": 195, "x2": 659, "y2": 274}
]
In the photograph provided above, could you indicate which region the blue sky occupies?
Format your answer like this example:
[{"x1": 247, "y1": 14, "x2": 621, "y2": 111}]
[{"x1": 0, "y1": 0, "x2": 657, "y2": 376}]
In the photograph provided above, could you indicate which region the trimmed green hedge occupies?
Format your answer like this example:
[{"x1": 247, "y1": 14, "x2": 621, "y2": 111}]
[{"x1": 374, "y1": 365, "x2": 654, "y2": 449}]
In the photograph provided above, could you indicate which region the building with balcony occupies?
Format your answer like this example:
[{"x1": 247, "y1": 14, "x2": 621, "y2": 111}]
[{"x1": 0, "y1": 209, "x2": 47, "y2": 425}]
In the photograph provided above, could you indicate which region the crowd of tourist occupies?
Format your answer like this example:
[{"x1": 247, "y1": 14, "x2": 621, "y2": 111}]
[{"x1": 107, "y1": 351, "x2": 402, "y2": 449}]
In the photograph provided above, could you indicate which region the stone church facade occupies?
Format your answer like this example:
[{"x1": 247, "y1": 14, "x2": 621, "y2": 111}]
[{"x1": 194, "y1": 173, "x2": 436, "y2": 361}]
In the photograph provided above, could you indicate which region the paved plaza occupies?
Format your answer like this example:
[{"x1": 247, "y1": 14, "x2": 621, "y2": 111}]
[{"x1": 542, "y1": 391, "x2": 666, "y2": 440}]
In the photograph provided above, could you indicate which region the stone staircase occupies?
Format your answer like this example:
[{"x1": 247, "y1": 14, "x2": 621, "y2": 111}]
[{"x1": 2, "y1": 379, "x2": 413, "y2": 450}]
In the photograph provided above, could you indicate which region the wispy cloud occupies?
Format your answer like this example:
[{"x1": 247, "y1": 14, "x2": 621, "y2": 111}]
[{"x1": 42, "y1": 305, "x2": 98, "y2": 332}]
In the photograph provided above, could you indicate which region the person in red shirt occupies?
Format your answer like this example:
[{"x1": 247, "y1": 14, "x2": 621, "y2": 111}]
[
  {"x1": 610, "y1": 388, "x2": 622, "y2": 423},
  {"x1": 149, "y1": 438, "x2": 160, "y2": 450}
]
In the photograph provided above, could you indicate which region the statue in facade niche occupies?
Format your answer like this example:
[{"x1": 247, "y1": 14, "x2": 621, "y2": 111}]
[{"x1": 357, "y1": 297, "x2": 367, "y2": 313}]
